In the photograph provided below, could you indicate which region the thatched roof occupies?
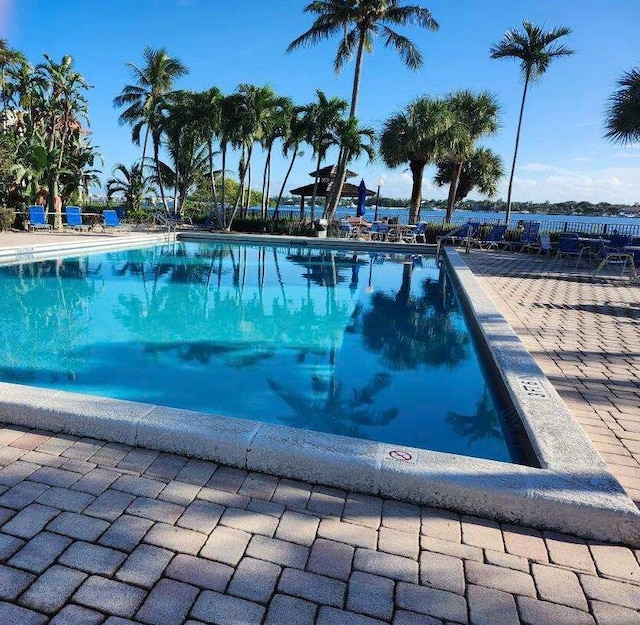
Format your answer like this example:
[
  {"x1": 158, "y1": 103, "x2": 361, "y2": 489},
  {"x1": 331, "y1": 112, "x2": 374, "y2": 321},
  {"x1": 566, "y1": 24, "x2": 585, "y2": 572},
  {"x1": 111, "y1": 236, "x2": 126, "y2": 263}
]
[
  {"x1": 309, "y1": 164, "x2": 358, "y2": 180},
  {"x1": 290, "y1": 180, "x2": 375, "y2": 198}
]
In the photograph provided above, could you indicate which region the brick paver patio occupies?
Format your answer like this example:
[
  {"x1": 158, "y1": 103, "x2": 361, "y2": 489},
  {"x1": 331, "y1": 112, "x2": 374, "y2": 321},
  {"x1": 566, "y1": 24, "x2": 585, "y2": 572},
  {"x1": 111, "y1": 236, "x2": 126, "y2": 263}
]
[
  {"x1": 464, "y1": 249, "x2": 640, "y2": 505},
  {"x1": 1, "y1": 238, "x2": 640, "y2": 623}
]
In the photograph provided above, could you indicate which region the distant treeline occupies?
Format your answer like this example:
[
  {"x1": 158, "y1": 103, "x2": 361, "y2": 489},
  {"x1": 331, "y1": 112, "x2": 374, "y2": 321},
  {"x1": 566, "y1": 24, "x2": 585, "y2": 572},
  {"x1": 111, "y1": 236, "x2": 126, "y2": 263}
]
[{"x1": 371, "y1": 197, "x2": 640, "y2": 215}]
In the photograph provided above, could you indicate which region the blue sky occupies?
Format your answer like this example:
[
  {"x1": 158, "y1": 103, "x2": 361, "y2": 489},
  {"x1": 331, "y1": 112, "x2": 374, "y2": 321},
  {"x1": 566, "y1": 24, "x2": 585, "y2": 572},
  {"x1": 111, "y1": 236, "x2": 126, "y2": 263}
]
[{"x1": 3, "y1": 0, "x2": 639, "y2": 204}]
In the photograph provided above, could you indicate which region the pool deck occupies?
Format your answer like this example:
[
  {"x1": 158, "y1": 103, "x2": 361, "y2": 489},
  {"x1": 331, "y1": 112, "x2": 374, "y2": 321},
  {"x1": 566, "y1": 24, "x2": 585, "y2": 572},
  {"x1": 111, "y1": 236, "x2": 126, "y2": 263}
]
[{"x1": 0, "y1": 231, "x2": 639, "y2": 624}]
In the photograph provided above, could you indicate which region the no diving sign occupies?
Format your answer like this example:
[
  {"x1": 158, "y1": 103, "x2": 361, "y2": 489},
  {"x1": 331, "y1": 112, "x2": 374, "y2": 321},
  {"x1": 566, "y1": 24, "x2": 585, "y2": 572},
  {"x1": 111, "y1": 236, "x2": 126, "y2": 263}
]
[{"x1": 388, "y1": 449, "x2": 414, "y2": 462}]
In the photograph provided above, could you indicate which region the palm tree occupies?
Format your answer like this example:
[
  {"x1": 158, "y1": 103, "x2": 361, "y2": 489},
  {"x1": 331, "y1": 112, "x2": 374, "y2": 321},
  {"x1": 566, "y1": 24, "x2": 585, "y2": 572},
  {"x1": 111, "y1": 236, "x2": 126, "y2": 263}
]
[
  {"x1": 160, "y1": 90, "x2": 209, "y2": 216},
  {"x1": 490, "y1": 21, "x2": 573, "y2": 223},
  {"x1": 113, "y1": 47, "x2": 188, "y2": 173},
  {"x1": 300, "y1": 89, "x2": 348, "y2": 221},
  {"x1": 259, "y1": 95, "x2": 293, "y2": 218},
  {"x1": 274, "y1": 108, "x2": 309, "y2": 217},
  {"x1": 440, "y1": 91, "x2": 499, "y2": 223},
  {"x1": 0, "y1": 39, "x2": 27, "y2": 110},
  {"x1": 35, "y1": 54, "x2": 91, "y2": 217},
  {"x1": 217, "y1": 84, "x2": 282, "y2": 224},
  {"x1": 380, "y1": 96, "x2": 452, "y2": 224},
  {"x1": 288, "y1": 0, "x2": 439, "y2": 218},
  {"x1": 604, "y1": 66, "x2": 640, "y2": 145},
  {"x1": 435, "y1": 147, "x2": 503, "y2": 207},
  {"x1": 106, "y1": 163, "x2": 153, "y2": 214}
]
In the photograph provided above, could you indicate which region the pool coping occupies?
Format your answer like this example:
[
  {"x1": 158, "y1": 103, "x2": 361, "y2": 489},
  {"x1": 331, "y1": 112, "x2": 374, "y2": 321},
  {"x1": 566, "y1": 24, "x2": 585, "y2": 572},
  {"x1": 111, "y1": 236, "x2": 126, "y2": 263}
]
[{"x1": 1, "y1": 232, "x2": 639, "y2": 546}]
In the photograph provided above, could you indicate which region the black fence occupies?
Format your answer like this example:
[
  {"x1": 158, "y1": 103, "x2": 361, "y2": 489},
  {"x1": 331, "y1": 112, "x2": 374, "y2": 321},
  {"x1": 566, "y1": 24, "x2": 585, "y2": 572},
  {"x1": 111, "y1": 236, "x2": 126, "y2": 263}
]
[
  {"x1": 443, "y1": 215, "x2": 640, "y2": 238},
  {"x1": 246, "y1": 208, "x2": 640, "y2": 238}
]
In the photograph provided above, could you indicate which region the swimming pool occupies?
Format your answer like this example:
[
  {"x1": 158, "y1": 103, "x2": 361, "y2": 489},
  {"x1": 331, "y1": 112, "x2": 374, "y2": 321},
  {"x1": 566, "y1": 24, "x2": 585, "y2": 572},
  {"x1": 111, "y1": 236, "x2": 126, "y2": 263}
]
[{"x1": 1, "y1": 240, "x2": 523, "y2": 463}]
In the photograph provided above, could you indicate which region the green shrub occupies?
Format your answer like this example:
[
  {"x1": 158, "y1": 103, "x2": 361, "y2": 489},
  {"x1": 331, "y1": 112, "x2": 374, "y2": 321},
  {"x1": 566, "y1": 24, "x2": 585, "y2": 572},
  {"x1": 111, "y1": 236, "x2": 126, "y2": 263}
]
[{"x1": 0, "y1": 206, "x2": 15, "y2": 231}]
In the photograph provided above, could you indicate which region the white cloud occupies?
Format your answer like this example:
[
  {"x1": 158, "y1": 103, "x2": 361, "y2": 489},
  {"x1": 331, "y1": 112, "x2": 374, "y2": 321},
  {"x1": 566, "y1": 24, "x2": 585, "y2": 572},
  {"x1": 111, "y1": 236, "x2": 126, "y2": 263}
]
[
  {"x1": 352, "y1": 162, "x2": 640, "y2": 204},
  {"x1": 518, "y1": 163, "x2": 557, "y2": 173},
  {"x1": 511, "y1": 165, "x2": 640, "y2": 203}
]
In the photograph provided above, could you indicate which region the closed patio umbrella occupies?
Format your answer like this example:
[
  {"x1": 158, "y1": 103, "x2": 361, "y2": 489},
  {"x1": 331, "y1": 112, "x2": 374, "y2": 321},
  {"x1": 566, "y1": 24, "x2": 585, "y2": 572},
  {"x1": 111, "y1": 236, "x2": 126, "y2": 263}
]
[{"x1": 356, "y1": 179, "x2": 367, "y2": 217}]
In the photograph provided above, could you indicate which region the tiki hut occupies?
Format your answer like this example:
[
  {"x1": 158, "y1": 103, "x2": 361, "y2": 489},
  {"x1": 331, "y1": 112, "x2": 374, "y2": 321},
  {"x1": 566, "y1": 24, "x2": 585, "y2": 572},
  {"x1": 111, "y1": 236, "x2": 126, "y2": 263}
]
[{"x1": 290, "y1": 165, "x2": 375, "y2": 215}]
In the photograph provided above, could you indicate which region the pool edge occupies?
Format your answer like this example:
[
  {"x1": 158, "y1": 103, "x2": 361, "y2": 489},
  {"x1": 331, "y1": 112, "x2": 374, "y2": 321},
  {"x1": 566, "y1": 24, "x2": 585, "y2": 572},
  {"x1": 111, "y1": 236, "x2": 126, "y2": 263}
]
[{"x1": 1, "y1": 235, "x2": 639, "y2": 546}]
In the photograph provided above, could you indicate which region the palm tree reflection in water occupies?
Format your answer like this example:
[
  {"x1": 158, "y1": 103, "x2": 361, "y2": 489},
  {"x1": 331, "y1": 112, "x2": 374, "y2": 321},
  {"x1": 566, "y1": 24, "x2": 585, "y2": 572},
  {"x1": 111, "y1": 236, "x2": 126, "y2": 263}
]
[
  {"x1": 358, "y1": 261, "x2": 470, "y2": 370},
  {"x1": 446, "y1": 385, "x2": 502, "y2": 445}
]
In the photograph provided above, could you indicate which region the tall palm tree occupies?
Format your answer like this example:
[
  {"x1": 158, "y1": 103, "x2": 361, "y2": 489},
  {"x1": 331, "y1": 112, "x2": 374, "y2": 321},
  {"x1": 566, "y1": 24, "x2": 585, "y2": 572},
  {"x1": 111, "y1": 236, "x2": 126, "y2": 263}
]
[
  {"x1": 189, "y1": 86, "x2": 223, "y2": 223},
  {"x1": 490, "y1": 21, "x2": 573, "y2": 223},
  {"x1": 260, "y1": 96, "x2": 293, "y2": 218},
  {"x1": 440, "y1": 91, "x2": 499, "y2": 223},
  {"x1": 288, "y1": 0, "x2": 439, "y2": 218},
  {"x1": 35, "y1": 54, "x2": 91, "y2": 216},
  {"x1": 226, "y1": 84, "x2": 282, "y2": 225},
  {"x1": 435, "y1": 147, "x2": 504, "y2": 207},
  {"x1": 604, "y1": 66, "x2": 640, "y2": 145},
  {"x1": 380, "y1": 96, "x2": 452, "y2": 224},
  {"x1": 163, "y1": 90, "x2": 213, "y2": 216},
  {"x1": 274, "y1": 108, "x2": 309, "y2": 217},
  {"x1": 113, "y1": 47, "x2": 188, "y2": 170},
  {"x1": 300, "y1": 89, "x2": 348, "y2": 221}
]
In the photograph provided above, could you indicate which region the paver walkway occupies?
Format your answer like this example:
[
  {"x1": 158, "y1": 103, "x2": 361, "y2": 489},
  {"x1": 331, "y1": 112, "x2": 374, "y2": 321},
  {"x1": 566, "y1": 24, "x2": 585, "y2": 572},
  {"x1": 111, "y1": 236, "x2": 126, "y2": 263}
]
[
  {"x1": 464, "y1": 250, "x2": 640, "y2": 505},
  {"x1": 1, "y1": 236, "x2": 640, "y2": 623},
  {"x1": 1, "y1": 422, "x2": 639, "y2": 624}
]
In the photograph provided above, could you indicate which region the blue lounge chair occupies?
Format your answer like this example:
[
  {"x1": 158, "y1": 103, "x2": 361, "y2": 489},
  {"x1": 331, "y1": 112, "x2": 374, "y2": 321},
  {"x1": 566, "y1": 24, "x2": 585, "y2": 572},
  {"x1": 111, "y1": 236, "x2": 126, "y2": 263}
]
[
  {"x1": 27, "y1": 205, "x2": 52, "y2": 231},
  {"x1": 592, "y1": 243, "x2": 636, "y2": 282},
  {"x1": 369, "y1": 222, "x2": 390, "y2": 241},
  {"x1": 556, "y1": 233, "x2": 588, "y2": 266},
  {"x1": 103, "y1": 209, "x2": 131, "y2": 232},
  {"x1": 402, "y1": 222, "x2": 427, "y2": 243},
  {"x1": 607, "y1": 233, "x2": 630, "y2": 252},
  {"x1": 65, "y1": 206, "x2": 89, "y2": 231},
  {"x1": 534, "y1": 234, "x2": 553, "y2": 255},
  {"x1": 479, "y1": 224, "x2": 507, "y2": 249}
]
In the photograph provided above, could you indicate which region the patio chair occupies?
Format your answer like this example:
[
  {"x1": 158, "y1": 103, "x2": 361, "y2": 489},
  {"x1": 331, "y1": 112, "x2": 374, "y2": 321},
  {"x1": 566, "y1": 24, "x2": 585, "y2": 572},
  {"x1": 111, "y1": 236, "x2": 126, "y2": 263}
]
[
  {"x1": 65, "y1": 206, "x2": 89, "y2": 231},
  {"x1": 27, "y1": 205, "x2": 52, "y2": 231},
  {"x1": 518, "y1": 222, "x2": 541, "y2": 252},
  {"x1": 533, "y1": 234, "x2": 553, "y2": 255},
  {"x1": 403, "y1": 222, "x2": 427, "y2": 243},
  {"x1": 555, "y1": 233, "x2": 588, "y2": 266},
  {"x1": 592, "y1": 243, "x2": 636, "y2": 282},
  {"x1": 500, "y1": 221, "x2": 538, "y2": 252},
  {"x1": 369, "y1": 222, "x2": 390, "y2": 241},
  {"x1": 607, "y1": 233, "x2": 630, "y2": 252},
  {"x1": 103, "y1": 209, "x2": 131, "y2": 232},
  {"x1": 479, "y1": 224, "x2": 507, "y2": 249}
]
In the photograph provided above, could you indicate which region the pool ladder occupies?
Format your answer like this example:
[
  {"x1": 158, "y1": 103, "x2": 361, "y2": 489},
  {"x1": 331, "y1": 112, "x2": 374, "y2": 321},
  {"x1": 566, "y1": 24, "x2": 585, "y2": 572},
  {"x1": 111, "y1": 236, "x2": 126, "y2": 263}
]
[{"x1": 152, "y1": 212, "x2": 177, "y2": 238}]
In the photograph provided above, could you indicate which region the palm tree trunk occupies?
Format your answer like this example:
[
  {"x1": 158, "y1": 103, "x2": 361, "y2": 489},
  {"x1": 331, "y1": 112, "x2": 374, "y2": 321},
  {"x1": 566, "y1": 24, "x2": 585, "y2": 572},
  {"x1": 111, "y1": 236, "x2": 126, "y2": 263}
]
[
  {"x1": 505, "y1": 68, "x2": 531, "y2": 224},
  {"x1": 221, "y1": 145, "x2": 227, "y2": 228},
  {"x1": 208, "y1": 142, "x2": 221, "y2": 224},
  {"x1": 234, "y1": 147, "x2": 246, "y2": 214},
  {"x1": 274, "y1": 147, "x2": 298, "y2": 219},
  {"x1": 154, "y1": 138, "x2": 168, "y2": 212},
  {"x1": 261, "y1": 145, "x2": 272, "y2": 219},
  {"x1": 409, "y1": 160, "x2": 425, "y2": 225},
  {"x1": 310, "y1": 151, "x2": 322, "y2": 223},
  {"x1": 245, "y1": 161, "x2": 252, "y2": 216},
  {"x1": 141, "y1": 126, "x2": 150, "y2": 167},
  {"x1": 326, "y1": 29, "x2": 366, "y2": 220},
  {"x1": 265, "y1": 150, "x2": 272, "y2": 216},
  {"x1": 173, "y1": 158, "x2": 179, "y2": 215},
  {"x1": 228, "y1": 145, "x2": 252, "y2": 230},
  {"x1": 445, "y1": 161, "x2": 464, "y2": 224}
]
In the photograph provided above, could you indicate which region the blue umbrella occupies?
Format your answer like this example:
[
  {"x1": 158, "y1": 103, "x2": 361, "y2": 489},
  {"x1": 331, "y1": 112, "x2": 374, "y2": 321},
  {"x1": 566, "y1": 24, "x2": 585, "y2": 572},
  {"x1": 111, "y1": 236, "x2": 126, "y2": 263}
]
[{"x1": 356, "y1": 179, "x2": 367, "y2": 217}]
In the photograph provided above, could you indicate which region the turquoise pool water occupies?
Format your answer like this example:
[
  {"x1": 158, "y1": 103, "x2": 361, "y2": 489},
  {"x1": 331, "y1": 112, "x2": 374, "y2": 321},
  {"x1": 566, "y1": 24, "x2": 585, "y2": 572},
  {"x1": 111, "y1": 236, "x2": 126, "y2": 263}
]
[{"x1": 1, "y1": 241, "x2": 519, "y2": 462}]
